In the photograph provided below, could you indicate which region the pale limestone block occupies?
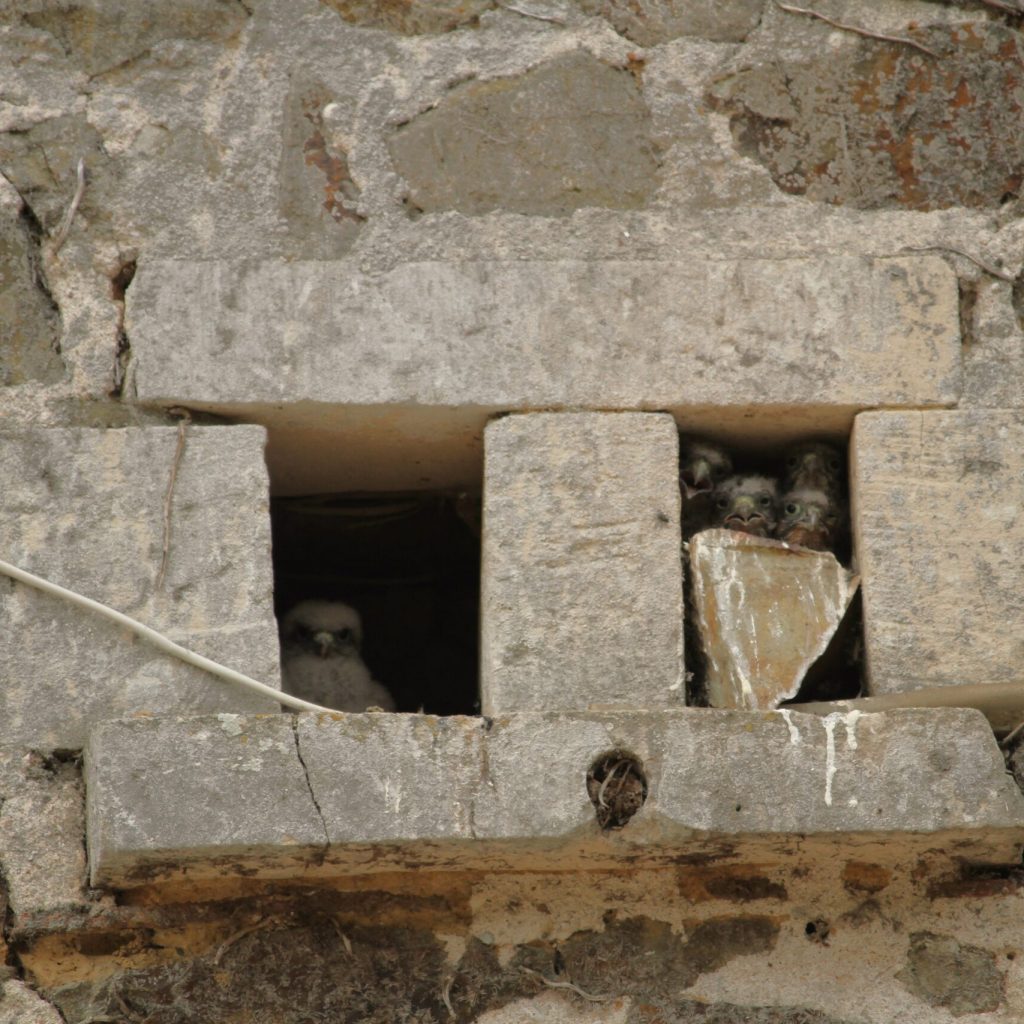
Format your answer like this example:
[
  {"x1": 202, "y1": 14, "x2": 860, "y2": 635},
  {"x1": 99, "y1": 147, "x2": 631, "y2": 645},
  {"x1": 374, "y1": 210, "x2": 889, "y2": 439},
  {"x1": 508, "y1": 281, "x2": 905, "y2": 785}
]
[
  {"x1": 0, "y1": 748, "x2": 87, "y2": 923},
  {"x1": 126, "y1": 256, "x2": 960, "y2": 411},
  {"x1": 853, "y1": 410, "x2": 1024, "y2": 693},
  {"x1": 690, "y1": 530, "x2": 859, "y2": 709},
  {"x1": 0, "y1": 427, "x2": 280, "y2": 748},
  {"x1": 481, "y1": 413, "x2": 683, "y2": 714},
  {"x1": 85, "y1": 714, "x2": 325, "y2": 887}
]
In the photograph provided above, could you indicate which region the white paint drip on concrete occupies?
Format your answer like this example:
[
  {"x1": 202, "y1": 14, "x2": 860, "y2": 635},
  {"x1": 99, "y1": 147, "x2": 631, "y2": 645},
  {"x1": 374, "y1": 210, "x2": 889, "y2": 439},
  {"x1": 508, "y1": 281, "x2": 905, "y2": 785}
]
[
  {"x1": 823, "y1": 710, "x2": 863, "y2": 806},
  {"x1": 779, "y1": 709, "x2": 801, "y2": 744}
]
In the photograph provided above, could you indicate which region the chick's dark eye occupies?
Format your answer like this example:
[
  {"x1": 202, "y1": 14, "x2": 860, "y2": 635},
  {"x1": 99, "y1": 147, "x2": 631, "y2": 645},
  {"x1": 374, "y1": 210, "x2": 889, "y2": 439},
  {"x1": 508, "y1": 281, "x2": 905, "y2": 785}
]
[
  {"x1": 786, "y1": 503, "x2": 798, "y2": 515},
  {"x1": 716, "y1": 497, "x2": 729, "y2": 510},
  {"x1": 759, "y1": 496, "x2": 772, "y2": 507},
  {"x1": 334, "y1": 628, "x2": 353, "y2": 643}
]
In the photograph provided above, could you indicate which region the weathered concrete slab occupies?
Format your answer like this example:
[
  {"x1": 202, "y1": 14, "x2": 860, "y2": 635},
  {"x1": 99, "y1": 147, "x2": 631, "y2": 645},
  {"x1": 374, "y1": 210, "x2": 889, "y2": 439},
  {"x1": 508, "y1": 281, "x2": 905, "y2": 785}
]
[
  {"x1": 0, "y1": 427, "x2": 280, "y2": 748},
  {"x1": 690, "y1": 530, "x2": 859, "y2": 709},
  {"x1": 86, "y1": 708, "x2": 1024, "y2": 887},
  {"x1": 481, "y1": 413, "x2": 683, "y2": 714},
  {"x1": 296, "y1": 713, "x2": 483, "y2": 844},
  {"x1": 853, "y1": 411, "x2": 1024, "y2": 694},
  {"x1": 126, "y1": 256, "x2": 960, "y2": 411},
  {"x1": 86, "y1": 714, "x2": 325, "y2": 887}
]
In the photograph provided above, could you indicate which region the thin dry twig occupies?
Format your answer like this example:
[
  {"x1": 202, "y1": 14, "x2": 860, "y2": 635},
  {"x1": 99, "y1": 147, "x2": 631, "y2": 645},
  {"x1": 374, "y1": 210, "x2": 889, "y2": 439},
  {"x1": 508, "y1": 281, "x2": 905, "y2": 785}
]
[
  {"x1": 976, "y1": 0, "x2": 1021, "y2": 14},
  {"x1": 999, "y1": 719, "x2": 1024, "y2": 749},
  {"x1": 519, "y1": 966, "x2": 613, "y2": 1003},
  {"x1": 156, "y1": 407, "x2": 191, "y2": 590},
  {"x1": 50, "y1": 157, "x2": 87, "y2": 256},
  {"x1": 441, "y1": 974, "x2": 456, "y2": 1018},
  {"x1": 331, "y1": 916, "x2": 354, "y2": 955},
  {"x1": 899, "y1": 245, "x2": 1018, "y2": 283},
  {"x1": 214, "y1": 916, "x2": 271, "y2": 965},
  {"x1": 597, "y1": 760, "x2": 626, "y2": 808},
  {"x1": 495, "y1": 1, "x2": 566, "y2": 24},
  {"x1": 774, "y1": 1, "x2": 940, "y2": 57}
]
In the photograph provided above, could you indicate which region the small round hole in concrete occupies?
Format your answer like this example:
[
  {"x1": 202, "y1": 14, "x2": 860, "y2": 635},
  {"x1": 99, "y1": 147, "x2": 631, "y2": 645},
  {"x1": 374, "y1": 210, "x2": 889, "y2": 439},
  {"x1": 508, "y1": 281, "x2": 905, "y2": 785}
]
[{"x1": 586, "y1": 750, "x2": 648, "y2": 830}]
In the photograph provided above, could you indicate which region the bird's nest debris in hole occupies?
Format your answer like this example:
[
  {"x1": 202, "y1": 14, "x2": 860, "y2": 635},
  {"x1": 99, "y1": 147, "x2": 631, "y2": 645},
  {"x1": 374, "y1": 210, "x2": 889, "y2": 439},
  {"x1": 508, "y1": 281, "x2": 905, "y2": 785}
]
[{"x1": 586, "y1": 750, "x2": 648, "y2": 830}]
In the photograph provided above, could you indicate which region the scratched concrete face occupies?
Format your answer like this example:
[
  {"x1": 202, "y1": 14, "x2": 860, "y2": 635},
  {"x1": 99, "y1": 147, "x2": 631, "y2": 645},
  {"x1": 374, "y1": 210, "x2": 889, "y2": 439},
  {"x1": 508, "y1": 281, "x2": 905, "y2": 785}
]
[{"x1": 710, "y1": 21, "x2": 1024, "y2": 210}]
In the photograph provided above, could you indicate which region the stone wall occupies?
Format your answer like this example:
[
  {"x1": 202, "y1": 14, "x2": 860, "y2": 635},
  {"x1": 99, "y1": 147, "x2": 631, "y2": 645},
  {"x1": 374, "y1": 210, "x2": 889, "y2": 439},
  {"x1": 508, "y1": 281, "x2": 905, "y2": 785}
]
[{"x1": 4, "y1": 0, "x2": 1024, "y2": 1021}]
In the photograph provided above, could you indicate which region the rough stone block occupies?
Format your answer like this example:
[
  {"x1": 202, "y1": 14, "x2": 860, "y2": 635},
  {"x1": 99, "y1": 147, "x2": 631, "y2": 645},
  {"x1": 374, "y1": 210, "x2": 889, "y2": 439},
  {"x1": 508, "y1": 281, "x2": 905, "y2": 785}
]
[
  {"x1": 853, "y1": 411, "x2": 1024, "y2": 693},
  {"x1": 0, "y1": 748, "x2": 87, "y2": 923},
  {"x1": 481, "y1": 413, "x2": 683, "y2": 714},
  {"x1": 85, "y1": 707, "x2": 1024, "y2": 887},
  {"x1": 0, "y1": 426, "x2": 281, "y2": 748},
  {"x1": 388, "y1": 52, "x2": 658, "y2": 216},
  {"x1": 579, "y1": 0, "x2": 763, "y2": 44},
  {"x1": 86, "y1": 714, "x2": 326, "y2": 886},
  {"x1": 0, "y1": 175, "x2": 63, "y2": 387},
  {"x1": 690, "y1": 530, "x2": 859, "y2": 709},
  {"x1": 0, "y1": 979, "x2": 64, "y2": 1024},
  {"x1": 126, "y1": 255, "x2": 960, "y2": 414}
]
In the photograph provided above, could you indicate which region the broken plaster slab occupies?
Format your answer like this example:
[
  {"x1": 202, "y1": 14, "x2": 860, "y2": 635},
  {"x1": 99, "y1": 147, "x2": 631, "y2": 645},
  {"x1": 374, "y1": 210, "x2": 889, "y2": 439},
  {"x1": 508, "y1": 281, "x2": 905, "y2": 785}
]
[
  {"x1": 85, "y1": 707, "x2": 1024, "y2": 888},
  {"x1": 690, "y1": 530, "x2": 860, "y2": 710}
]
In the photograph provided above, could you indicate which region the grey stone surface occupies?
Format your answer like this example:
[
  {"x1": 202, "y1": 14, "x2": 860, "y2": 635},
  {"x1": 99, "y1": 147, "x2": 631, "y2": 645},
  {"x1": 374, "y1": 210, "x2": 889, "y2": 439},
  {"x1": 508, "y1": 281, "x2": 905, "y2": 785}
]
[
  {"x1": 690, "y1": 530, "x2": 859, "y2": 710},
  {"x1": 853, "y1": 410, "x2": 1024, "y2": 694},
  {"x1": 388, "y1": 51, "x2": 658, "y2": 216},
  {"x1": 0, "y1": 748, "x2": 88, "y2": 923},
  {"x1": 126, "y1": 255, "x2": 960, "y2": 411},
  {"x1": 0, "y1": 175, "x2": 63, "y2": 387},
  {"x1": 0, "y1": 426, "x2": 280, "y2": 749},
  {"x1": 86, "y1": 713, "x2": 326, "y2": 886},
  {"x1": 481, "y1": 412, "x2": 683, "y2": 714},
  {"x1": 0, "y1": 979, "x2": 64, "y2": 1024},
  {"x1": 85, "y1": 707, "x2": 1024, "y2": 886}
]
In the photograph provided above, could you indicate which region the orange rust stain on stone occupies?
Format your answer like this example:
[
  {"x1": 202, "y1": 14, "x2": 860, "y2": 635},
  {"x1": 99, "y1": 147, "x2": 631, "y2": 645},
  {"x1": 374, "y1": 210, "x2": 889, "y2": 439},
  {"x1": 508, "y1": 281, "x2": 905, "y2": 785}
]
[
  {"x1": 952, "y1": 79, "x2": 974, "y2": 109},
  {"x1": 303, "y1": 126, "x2": 364, "y2": 224},
  {"x1": 842, "y1": 861, "x2": 892, "y2": 894}
]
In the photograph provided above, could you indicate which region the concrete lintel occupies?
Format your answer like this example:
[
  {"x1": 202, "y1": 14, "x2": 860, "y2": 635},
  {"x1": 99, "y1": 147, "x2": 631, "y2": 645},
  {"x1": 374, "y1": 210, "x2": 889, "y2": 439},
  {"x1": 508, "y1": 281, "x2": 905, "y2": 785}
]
[
  {"x1": 127, "y1": 256, "x2": 960, "y2": 412},
  {"x1": 85, "y1": 708, "x2": 1024, "y2": 887}
]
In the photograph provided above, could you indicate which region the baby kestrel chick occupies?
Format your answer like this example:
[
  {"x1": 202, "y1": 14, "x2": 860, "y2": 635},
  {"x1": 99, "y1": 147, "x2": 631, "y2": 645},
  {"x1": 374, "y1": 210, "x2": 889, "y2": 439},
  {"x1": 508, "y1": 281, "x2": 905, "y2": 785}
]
[
  {"x1": 711, "y1": 474, "x2": 780, "y2": 538},
  {"x1": 280, "y1": 600, "x2": 395, "y2": 712},
  {"x1": 781, "y1": 441, "x2": 845, "y2": 496},
  {"x1": 776, "y1": 486, "x2": 846, "y2": 553},
  {"x1": 680, "y1": 436, "x2": 733, "y2": 539}
]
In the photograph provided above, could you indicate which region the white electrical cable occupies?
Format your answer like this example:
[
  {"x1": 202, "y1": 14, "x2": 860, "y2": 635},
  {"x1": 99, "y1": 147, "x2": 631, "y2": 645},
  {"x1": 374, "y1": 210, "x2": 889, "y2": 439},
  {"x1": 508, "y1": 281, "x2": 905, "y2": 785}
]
[{"x1": 0, "y1": 556, "x2": 338, "y2": 715}]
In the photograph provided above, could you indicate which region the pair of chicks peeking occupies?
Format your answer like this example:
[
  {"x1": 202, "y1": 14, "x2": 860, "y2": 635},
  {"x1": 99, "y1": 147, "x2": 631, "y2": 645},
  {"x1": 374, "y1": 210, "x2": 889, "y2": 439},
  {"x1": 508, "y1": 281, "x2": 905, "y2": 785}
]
[{"x1": 680, "y1": 437, "x2": 848, "y2": 554}]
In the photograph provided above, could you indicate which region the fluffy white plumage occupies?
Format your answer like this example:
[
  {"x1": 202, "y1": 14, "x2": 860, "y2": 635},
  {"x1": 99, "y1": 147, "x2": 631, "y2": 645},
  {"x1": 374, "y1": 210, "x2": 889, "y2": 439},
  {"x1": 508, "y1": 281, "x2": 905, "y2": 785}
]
[{"x1": 279, "y1": 600, "x2": 396, "y2": 712}]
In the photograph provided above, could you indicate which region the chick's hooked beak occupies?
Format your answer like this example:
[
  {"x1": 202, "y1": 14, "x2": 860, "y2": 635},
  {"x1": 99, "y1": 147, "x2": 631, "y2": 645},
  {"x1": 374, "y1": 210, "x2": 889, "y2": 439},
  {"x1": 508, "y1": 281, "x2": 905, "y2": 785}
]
[
  {"x1": 313, "y1": 631, "x2": 335, "y2": 658},
  {"x1": 682, "y1": 458, "x2": 712, "y2": 500}
]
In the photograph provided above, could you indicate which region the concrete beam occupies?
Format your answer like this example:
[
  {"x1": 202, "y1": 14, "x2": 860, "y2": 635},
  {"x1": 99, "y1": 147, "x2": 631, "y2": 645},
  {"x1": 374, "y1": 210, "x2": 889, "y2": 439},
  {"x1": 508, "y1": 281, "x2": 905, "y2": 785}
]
[{"x1": 86, "y1": 708, "x2": 1024, "y2": 887}]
